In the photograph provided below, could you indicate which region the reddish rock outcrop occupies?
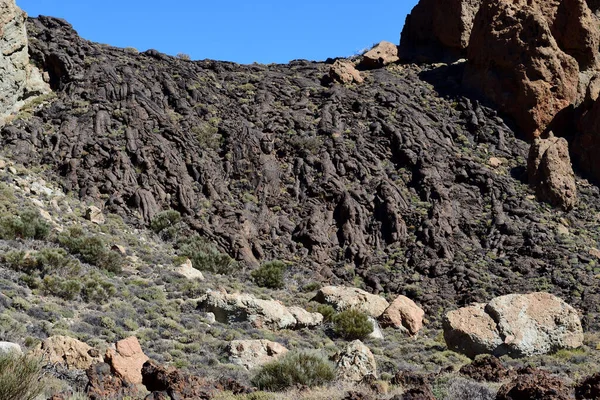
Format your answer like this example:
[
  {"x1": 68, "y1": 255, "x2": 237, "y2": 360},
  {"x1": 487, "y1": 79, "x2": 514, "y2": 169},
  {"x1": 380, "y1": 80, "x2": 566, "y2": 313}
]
[
  {"x1": 31, "y1": 335, "x2": 102, "y2": 370},
  {"x1": 400, "y1": 0, "x2": 482, "y2": 62},
  {"x1": 379, "y1": 295, "x2": 424, "y2": 335},
  {"x1": 496, "y1": 367, "x2": 572, "y2": 400},
  {"x1": 459, "y1": 356, "x2": 513, "y2": 382},
  {"x1": 105, "y1": 336, "x2": 149, "y2": 385},
  {"x1": 360, "y1": 41, "x2": 399, "y2": 69},
  {"x1": 141, "y1": 360, "x2": 215, "y2": 400},
  {"x1": 330, "y1": 60, "x2": 363, "y2": 84},
  {"x1": 527, "y1": 134, "x2": 577, "y2": 210},
  {"x1": 86, "y1": 362, "x2": 141, "y2": 400}
]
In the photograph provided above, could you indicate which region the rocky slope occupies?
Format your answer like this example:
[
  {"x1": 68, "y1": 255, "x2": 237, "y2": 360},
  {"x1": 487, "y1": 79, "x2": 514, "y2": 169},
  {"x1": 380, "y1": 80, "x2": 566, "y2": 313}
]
[{"x1": 1, "y1": 16, "x2": 600, "y2": 331}]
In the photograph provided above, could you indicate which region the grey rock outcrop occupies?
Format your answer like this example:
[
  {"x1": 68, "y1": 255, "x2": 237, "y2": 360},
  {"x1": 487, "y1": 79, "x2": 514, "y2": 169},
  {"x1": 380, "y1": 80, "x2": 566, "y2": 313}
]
[
  {"x1": 313, "y1": 286, "x2": 389, "y2": 318},
  {"x1": 0, "y1": 0, "x2": 49, "y2": 124},
  {"x1": 226, "y1": 339, "x2": 288, "y2": 370},
  {"x1": 444, "y1": 292, "x2": 584, "y2": 358},
  {"x1": 333, "y1": 340, "x2": 377, "y2": 382}
]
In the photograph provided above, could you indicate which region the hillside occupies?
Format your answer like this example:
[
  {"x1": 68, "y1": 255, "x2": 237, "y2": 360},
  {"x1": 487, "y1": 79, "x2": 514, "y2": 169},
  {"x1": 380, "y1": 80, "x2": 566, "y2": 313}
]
[{"x1": 1, "y1": 1, "x2": 600, "y2": 400}]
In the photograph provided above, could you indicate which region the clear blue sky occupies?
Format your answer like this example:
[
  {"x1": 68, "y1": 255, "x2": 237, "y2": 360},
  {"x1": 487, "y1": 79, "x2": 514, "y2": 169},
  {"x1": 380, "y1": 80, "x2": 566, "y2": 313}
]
[{"x1": 16, "y1": 0, "x2": 418, "y2": 64}]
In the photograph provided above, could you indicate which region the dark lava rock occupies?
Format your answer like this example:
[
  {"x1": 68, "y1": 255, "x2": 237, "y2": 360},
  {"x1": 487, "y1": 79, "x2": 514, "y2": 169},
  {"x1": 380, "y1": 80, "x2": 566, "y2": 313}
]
[
  {"x1": 141, "y1": 360, "x2": 215, "y2": 400},
  {"x1": 86, "y1": 362, "x2": 140, "y2": 400},
  {"x1": 576, "y1": 373, "x2": 600, "y2": 399},
  {"x1": 496, "y1": 367, "x2": 572, "y2": 400},
  {"x1": 397, "y1": 386, "x2": 436, "y2": 400},
  {"x1": 459, "y1": 356, "x2": 513, "y2": 382}
]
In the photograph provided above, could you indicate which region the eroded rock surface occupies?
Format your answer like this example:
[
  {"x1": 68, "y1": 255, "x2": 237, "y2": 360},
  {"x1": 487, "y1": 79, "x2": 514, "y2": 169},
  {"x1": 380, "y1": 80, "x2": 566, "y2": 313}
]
[
  {"x1": 313, "y1": 286, "x2": 389, "y2": 318},
  {"x1": 105, "y1": 336, "x2": 149, "y2": 384},
  {"x1": 444, "y1": 293, "x2": 583, "y2": 358},
  {"x1": 379, "y1": 295, "x2": 424, "y2": 335},
  {"x1": 31, "y1": 335, "x2": 102, "y2": 370},
  {"x1": 334, "y1": 340, "x2": 377, "y2": 382},
  {"x1": 226, "y1": 339, "x2": 288, "y2": 370},
  {"x1": 496, "y1": 367, "x2": 572, "y2": 400}
]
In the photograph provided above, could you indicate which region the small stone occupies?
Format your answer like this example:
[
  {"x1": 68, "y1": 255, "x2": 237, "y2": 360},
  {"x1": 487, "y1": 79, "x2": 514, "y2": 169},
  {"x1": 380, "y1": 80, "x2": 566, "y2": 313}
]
[
  {"x1": 85, "y1": 205, "x2": 105, "y2": 224},
  {"x1": 488, "y1": 157, "x2": 503, "y2": 168}
]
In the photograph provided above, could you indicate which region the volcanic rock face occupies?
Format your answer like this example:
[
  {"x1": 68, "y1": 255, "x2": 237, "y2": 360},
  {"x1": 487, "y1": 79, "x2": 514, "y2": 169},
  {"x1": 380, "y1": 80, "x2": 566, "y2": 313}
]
[
  {"x1": 444, "y1": 292, "x2": 583, "y2": 358},
  {"x1": 0, "y1": 0, "x2": 48, "y2": 124},
  {"x1": 527, "y1": 135, "x2": 577, "y2": 210},
  {"x1": 400, "y1": 0, "x2": 482, "y2": 62},
  {"x1": 496, "y1": 367, "x2": 572, "y2": 400}
]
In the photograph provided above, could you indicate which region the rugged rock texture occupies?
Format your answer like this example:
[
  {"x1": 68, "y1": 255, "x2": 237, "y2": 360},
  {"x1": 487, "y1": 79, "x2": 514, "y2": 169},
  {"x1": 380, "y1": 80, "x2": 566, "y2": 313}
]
[
  {"x1": 226, "y1": 339, "x2": 288, "y2": 370},
  {"x1": 576, "y1": 373, "x2": 600, "y2": 399},
  {"x1": 400, "y1": 0, "x2": 481, "y2": 62},
  {"x1": 4, "y1": 16, "x2": 600, "y2": 331},
  {"x1": 330, "y1": 60, "x2": 363, "y2": 84},
  {"x1": 30, "y1": 335, "x2": 102, "y2": 370},
  {"x1": 464, "y1": 0, "x2": 585, "y2": 138},
  {"x1": 0, "y1": 0, "x2": 48, "y2": 124},
  {"x1": 527, "y1": 135, "x2": 577, "y2": 210},
  {"x1": 313, "y1": 286, "x2": 389, "y2": 317},
  {"x1": 333, "y1": 340, "x2": 377, "y2": 382},
  {"x1": 86, "y1": 362, "x2": 141, "y2": 400},
  {"x1": 360, "y1": 41, "x2": 399, "y2": 69},
  {"x1": 379, "y1": 295, "x2": 424, "y2": 335},
  {"x1": 496, "y1": 367, "x2": 572, "y2": 400},
  {"x1": 444, "y1": 292, "x2": 583, "y2": 358},
  {"x1": 198, "y1": 290, "x2": 322, "y2": 330},
  {"x1": 141, "y1": 360, "x2": 220, "y2": 400},
  {"x1": 105, "y1": 336, "x2": 149, "y2": 384},
  {"x1": 459, "y1": 356, "x2": 513, "y2": 382}
]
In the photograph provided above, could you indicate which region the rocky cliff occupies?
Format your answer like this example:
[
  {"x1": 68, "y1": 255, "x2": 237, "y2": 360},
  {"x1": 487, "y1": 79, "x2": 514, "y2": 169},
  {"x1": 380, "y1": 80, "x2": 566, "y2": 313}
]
[{"x1": 0, "y1": 0, "x2": 48, "y2": 124}]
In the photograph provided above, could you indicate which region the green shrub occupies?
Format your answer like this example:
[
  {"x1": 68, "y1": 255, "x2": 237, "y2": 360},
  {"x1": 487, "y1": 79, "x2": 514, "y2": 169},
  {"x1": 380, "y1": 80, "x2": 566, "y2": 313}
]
[
  {"x1": 3, "y1": 248, "x2": 81, "y2": 277},
  {"x1": 82, "y1": 273, "x2": 116, "y2": 303},
  {"x1": 177, "y1": 236, "x2": 237, "y2": 275},
  {"x1": 252, "y1": 352, "x2": 335, "y2": 391},
  {"x1": 41, "y1": 276, "x2": 81, "y2": 300},
  {"x1": 0, "y1": 353, "x2": 46, "y2": 400},
  {"x1": 150, "y1": 210, "x2": 181, "y2": 234},
  {"x1": 251, "y1": 260, "x2": 286, "y2": 289},
  {"x1": 316, "y1": 304, "x2": 336, "y2": 323},
  {"x1": 332, "y1": 309, "x2": 373, "y2": 340},
  {"x1": 0, "y1": 209, "x2": 50, "y2": 240},
  {"x1": 57, "y1": 227, "x2": 123, "y2": 273}
]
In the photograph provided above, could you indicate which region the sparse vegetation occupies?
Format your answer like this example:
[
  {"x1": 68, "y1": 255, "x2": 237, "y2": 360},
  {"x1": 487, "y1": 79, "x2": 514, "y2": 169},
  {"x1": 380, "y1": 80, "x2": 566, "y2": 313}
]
[
  {"x1": 251, "y1": 260, "x2": 286, "y2": 289},
  {"x1": 252, "y1": 352, "x2": 335, "y2": 391},
  {"x1": 0, "y1": 209, "x2": 50, "y2": 240},
  {"x1": 0, "y1": 353, "x2": 46, "y2": 400},
  {"x1": 332, "y1": 309, "x2": 373, "y2": 340},
  {"x1": 57, "y1": 226, "x2": 123, "y2": 273}
]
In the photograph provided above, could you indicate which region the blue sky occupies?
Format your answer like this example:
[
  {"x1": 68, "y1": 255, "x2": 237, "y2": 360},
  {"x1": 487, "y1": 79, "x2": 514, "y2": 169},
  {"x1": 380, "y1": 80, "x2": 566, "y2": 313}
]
[{"x1": 16, "y1": 1, "x2": 418, "y2": 64}]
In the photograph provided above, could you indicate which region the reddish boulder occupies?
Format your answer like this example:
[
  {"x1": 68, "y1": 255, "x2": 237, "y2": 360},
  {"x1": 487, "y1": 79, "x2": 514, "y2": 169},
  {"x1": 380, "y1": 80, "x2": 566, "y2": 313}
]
[
  {"x1": 141, "y1": 360, "x2": 215, "y2": 399},
  {"x1": 105, "y1": 336, "x2": 149, "y2": 384},
  {"x1": 86, "y1": 362, "x2": 141, "y2": 400},
  {"x1": 361, "y1": 41, "x2": 399, "y2": 69},
  {"x1": 496, "y1": 367, "x2": 572, "y2": 400},
  {"x1": 379, "y1": 295, "x2": 424, "y2": 335},
  {"x1": 330, "y1": 60, "x2": 363, "y2": 84},
  {"x1": 400, "y1": 0, "x2": 482, "y2": 62}
]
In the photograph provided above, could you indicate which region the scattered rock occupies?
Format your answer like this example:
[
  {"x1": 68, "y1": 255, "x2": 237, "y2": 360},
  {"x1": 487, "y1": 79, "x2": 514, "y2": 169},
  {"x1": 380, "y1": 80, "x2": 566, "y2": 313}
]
[
  {"x1": 288, "y1": 306, "x2": 324, "y2": 328},
  {"x1": 226, "y1": 339, "x2": 288, "y2": 370},
  {"x1": 141, "y1": 360, "x2": 216, "y2": 399},
  {"x1": 175, "y1": 258, "x2": 204, "y2": 280},
  {"x1": 86, "y1": 362, "x2": 141, "y2": 400},
  {"x1": 400, "y1": 0, "x2": 482, "y2": 62},
  {"x1": 105, "y1": 336, "x2": 149, "y2": 384},
  {"x1": 330, "y1": 60, "x2": 363, "y2": 84},
  {"x1": 459, "y1": 356, "x2": 513, "y2": 382},
  {"x1": 198, "y1": 289, "x2": 322, "y2": 330},
  {"x1": 31, "y1": 335, "x2": 102, "y2": 370},
  {"x1": 361, "y1": 41, "x2": 399, "y2": 68},
  {"x1": 444, "y1": 293, "x2": 584, "y2": 358},
  {"x1": 488, "y1": 157, "x2": 503, "y2": 168},
  {"x1": 496, "y1": 367, "x2": 572, "y2": 400},
  {"x1": 85, "y1": 205, "x2": 105, "y2": 224},
  {"x1": 0, "y1": 341, "x2": 21, "y2": 355},
  {"x1": 527, "y1": 134, "x2": 577, "y2": 210},
  {"x1": 443, "y1": 303, "x2": 503, "y2": 358},
  {"x1": 111, "y1": 244, "x2": 127, "y2": 255},
  {"x1": 313, "y1": 286, "x2": 389, "y2": 318},
  {"x1": 576, "y1": 373, "x2": 600, "y2": 400},
  {"x1": 379, "y1": 295, "x2": 424, "y2": 335},
  {"x1": 334, "y1": 340, "x2": 377, "y2": 382}
]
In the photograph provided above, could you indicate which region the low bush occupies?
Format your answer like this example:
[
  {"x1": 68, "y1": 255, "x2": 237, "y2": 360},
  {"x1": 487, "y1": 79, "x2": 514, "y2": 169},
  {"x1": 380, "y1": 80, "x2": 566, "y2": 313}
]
[
  {"x1": 251, "y1": 260, "x2": 286, "y2": 289},
  {"x1": 3, "y1": 248, "x2": 81, "y2": 277},
  {"x1": 150, "y1": 209, "x2": 181, "y2": 234},
  {"x1": 252, "y1": 352, "x2": 335, "y2": 391},
  {"x1": 0, "y1": 352, "x2": 46, "y2": 400},
  {"x1": 0, "y1": 209, "x2": 50, "y2": 240},
  {"x1": 57, "y1": 226, "x2": 123, "y2": 273},
  {"x1": 177, "y1": 235, "x2": 237, "y2": 275},
  {"x1": 332, "y1": 309, "x2": 373, "y2": 340}
]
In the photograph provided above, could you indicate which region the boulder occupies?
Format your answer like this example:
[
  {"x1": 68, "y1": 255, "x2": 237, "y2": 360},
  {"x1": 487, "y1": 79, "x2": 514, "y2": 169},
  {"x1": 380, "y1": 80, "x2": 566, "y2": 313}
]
[
  {"x1": 105, "y1": 336, "x2": 149, "y2": 384},
  {"x1": 30, "y1": 335, "x2": 102, "y2": 370},
  {"x1": 198, "y1": 289, "x2": 322, "y2": 330},
  {"x1": 86, "y1": 362, "x2": 141, "y2": 400},
  {"x1": 496, "y1": 366, "x2": 572, "y2": 400},
  {"x1": 288, "y1": 306, "x2": 323, "y2": 328},
  {"x1": 313, "y1": 286, "x2": 389, "y2": 318},
  {"x1": 334, "y1": 340, "x2": 377, "y2": 382},
  {"x1": 330, "y1": 60, "x2": 363, "y2": 84},
  {"x1": 361, "y1": 41, "x2": 399, "y2": 69},
  {"x1": 226, "y1": 339, "x2": 288, "y2": 370},
  {"x1": 141, "y1": 360, "x2": 217, "y2": 399},
  {"x1": 443, "y1": 303, "x2": 503, "y2": 358},
  {"x1": 0, "y1": 341, "x2": 21, "y2": 355},
  {"x1": 464, "y1": 0, "x2": 587, "y2": 138},
  {"x1": 527, "y1": 134, "x2": 577, "y2": 210},
  {"x1": 379, "y1": 295, "x2": 424, "y2": 335},
  {"x1": 85, "y1": 205, "x2": 105, "y2": 224},
  {"x1": 444, "y1": 293, "x2": 584, "y2": 358},
  {"x1": 175, "y1": 258, "x2": 204, "y2": 280},
  {"x1": 400, "y1": 0, "x2": 482, "y2": 62},
  {"x1": 0, "y1": 0, "x2": 49, "y2": 125}
]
